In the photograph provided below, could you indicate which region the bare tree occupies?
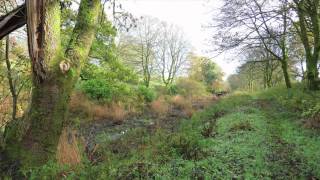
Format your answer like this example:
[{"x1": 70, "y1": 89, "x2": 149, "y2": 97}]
[
  {"x1": 211, "y1": 0, "x2": 293, "y2": 88},
  {"x1": 156, "y1": 23, "x2": 190, "y2": 86},
  {"x1": 134, "y1": 16, "x2": 159, "y2": 87}
]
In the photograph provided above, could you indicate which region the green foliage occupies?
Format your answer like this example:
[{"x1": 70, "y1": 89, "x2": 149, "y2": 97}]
[
  {"x1": 137, "y1": 85, "x2": 156, "y2": 102},
  {"x1": 175, "y1": 78, "x2": 209, "y2": 97},
  {"x1": 256, "y1": 84, "x2": 320, "y2": 119},
  {"x1": 81, "y1": 78, "x2": 112, "y2": 102},
  {"x1": 302, "y1": 103, "x2": 320, "y2": 118},
  {"x1": 90, "y1": 18, "x2": 117, "y2": 61},
  {"x1": 23, "y1": 161, "x2": 72, "y2": 180},
  {"x1": 167, "y1": 84, "x2": 179, "y2": 95},
  {"x1": 25, "y1": 85, "x2": 320, "y2": 179},
  {"x1": 79, "y1": 59, "x2": 139, "y2": 104},
  {"x1": 80, "y1": 78, "x2": 138, "y2": 104},
  {"x1": 201, "y1": 60, "x2": 223, "y2": 87},
  {"x1": 81, "y1": 60, "x2": 138, "y2": 83},
  {"x1": 170, "y1": 133, "x2": 205, "y2": 160},
  {"x1": 188, "y1": 55, "x2": 224, "y2": 91}
]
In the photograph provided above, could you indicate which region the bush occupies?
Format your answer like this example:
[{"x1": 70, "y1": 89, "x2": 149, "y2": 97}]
[
  {"x1": 175, "y1": 78, "x2": 209, "y2": 98},
  {"x1": 167, "y1": 84, "x2": 179, "y2": 95},
  {"x1": 137, "y1": 85, "x2": 156, "y2": 102},
  {"x1": 80, "y1": 78, "x2": 138, "y2": 104},
  {"x1": 81, "y1": 79, "x2": 112, "y2": 102},
  {"x1": 170, "y1": 133, "x2": 205, "y2": 160},
  {"x1": 79, "y1": 61, "x2": 139, "y2": 105}
]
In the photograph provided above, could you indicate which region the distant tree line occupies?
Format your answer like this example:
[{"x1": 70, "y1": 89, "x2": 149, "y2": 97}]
[{"x1": 211, "y1": 0, "x2": 320, "y2": 91}]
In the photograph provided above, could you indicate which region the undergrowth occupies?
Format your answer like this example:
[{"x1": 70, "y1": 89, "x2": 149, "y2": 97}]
[{"x1": 23, "y1": 85, "x2": 320, "y2": 179}]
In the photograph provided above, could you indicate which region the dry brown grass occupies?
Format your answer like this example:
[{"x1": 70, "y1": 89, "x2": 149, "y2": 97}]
[
  {"x1": 91, "y1": 105, "x2": 109, "y2": 120},
  {"x1": 171, "y1": 95, "x2": 194, "y2": 117},
  {"x1": 56, "y1": 129, "x2": 81, "y2": 165},
  {"x1": 150, "y1": 98, "x2": 169, "y2": 117},
  {"x1": 171, "y1": 95, "x2": 189, "y2": 108},
  {"x1": 69, "y1": 92, "x2": 93, "y2": 113},
  {"x1": 0, "y1": 98, "x2": 11, "y2": 128},
  {"x1": 70, "y1": 93, "x2": 127, "y2": 123},
  {"x1": 108, "y1": 102, "x2": 127, "y2": 123}
]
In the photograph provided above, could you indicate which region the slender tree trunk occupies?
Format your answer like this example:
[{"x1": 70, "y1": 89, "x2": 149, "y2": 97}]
[
  {"x1": 281, "y1": 3, "x2": 291, "y2": 89},
  {"x1": 2, "y1": 0, "x2": 101, "y2": 173},
  {"x1": 300, "y1": 58, "x2": 305, "y2": 80},
  {"x1": 280, "y1": 59, "x2": 292, "y2": 88},
  {"x1": 4, "y1": 36, "x2": 17, "y2": 121}
]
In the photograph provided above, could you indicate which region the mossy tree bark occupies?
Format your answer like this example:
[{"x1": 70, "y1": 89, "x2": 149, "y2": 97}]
[
  {"x1": 2, "y1": 0, "x2": 101, "y2": 171},
  {"x1": 281, "y1": 59, "x2": 292, "y2": 89},
  {"x1": 294, "y1": 0, "x2": 320, "y2": 90}
]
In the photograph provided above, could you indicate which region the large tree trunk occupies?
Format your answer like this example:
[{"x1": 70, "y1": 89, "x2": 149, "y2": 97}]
[
  {"x1": 2, "y1": 0, "x2": 101, "y2": 174},
  {"x1": 295, "y1": 0, "x2": 320, "y2": 90},
  {"x1": 4, "y1": 79, "x2": 73, "y2": 167}
]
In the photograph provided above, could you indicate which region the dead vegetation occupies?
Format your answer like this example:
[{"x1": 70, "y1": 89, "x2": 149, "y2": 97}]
[
  {"x1": 170, "y1": 95, "x2": 194, "y2": 117},
  {"x1": 56, "y1": 129, "x2": 81, "y2": 165},
  {"x1": 150, "y1": 97, "x2": 169, "y2": 117},
  {"x1": 0, "y1": 98, "x2": 11, "y2": 128},
  {"x1": 69, "y1": 92, "x2": 128, "y2": 123}
]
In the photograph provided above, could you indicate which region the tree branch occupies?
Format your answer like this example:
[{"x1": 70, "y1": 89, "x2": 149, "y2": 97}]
[{"x1": 0, "y1": 4, "x2": 26, "y2": 40}]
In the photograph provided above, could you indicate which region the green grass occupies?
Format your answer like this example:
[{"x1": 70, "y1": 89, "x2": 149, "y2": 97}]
[{"x1": 27, "y1": 85, "x2": 320, "y2": 179}]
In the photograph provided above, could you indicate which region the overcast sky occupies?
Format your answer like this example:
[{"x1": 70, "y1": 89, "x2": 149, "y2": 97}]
[{"x1": 118, "y1": 0, "x2": 240, "y2": 78}]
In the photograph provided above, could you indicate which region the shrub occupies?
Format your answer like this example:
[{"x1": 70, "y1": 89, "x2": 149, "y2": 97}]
[
  {"x1": 167, "y1": 84, "x2": 179, "y2": 95},
  {"x1": 81, "y1": 79, "x2": 112, "y2": 102},
  {"x1": 80, "y1": 78, "x2": 138, "y2": 104},
  {"x1": 137, "y1": 85, "x2": 156, "y2": 102},
  {"x1": 302, "y1": 102, "x2": 320, "y2": 129},
  {"x1": 170, "y1": 133, "x2": 205, "y2": 160},
  {"x1": 175, "y1": 78, "x2": 209, "y2": 98},
  {"x1": 201, "y1": 121, "x2": 217, "y2": 138}
]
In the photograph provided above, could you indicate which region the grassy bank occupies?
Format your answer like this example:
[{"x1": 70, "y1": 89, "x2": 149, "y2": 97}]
[{"x1": 28, "y1": 85, "x2": 320, "y2": 179}]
